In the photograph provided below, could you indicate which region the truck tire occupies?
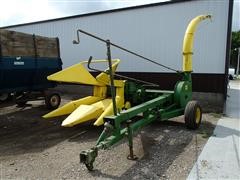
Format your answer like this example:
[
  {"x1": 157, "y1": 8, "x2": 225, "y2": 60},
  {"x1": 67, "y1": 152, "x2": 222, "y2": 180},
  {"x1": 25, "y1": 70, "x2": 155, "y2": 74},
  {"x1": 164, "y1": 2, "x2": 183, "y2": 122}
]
[
  {"x1": 184, "y1": 100, "x2": 202, "y2": 130},
  {"x1": 16, "y1": 100, "x2": 27, "y2": 107},
  {"x1": 0, "y1": 93, "x2": 10, "y2": 102},
  {"x1": 45, "y1": 93, "x2": 61, "y2": 110},
  {"x1": 14, "y1": 92, "x2": 28, "y2": 107}
]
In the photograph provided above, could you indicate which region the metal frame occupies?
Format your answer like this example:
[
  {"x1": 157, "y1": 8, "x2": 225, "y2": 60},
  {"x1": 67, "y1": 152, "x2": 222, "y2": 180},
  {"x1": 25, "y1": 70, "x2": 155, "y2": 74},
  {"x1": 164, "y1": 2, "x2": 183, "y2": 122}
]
[{"x1": 75, "y1": 14, "x2": 210, "y2": 170}]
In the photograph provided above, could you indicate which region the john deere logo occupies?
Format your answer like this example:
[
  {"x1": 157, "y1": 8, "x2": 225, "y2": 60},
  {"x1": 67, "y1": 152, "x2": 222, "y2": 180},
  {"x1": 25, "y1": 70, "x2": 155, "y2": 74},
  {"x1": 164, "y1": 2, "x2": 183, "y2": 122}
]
[{"x1": 14, "y1": 61, "x2": 24, "y2": 65}]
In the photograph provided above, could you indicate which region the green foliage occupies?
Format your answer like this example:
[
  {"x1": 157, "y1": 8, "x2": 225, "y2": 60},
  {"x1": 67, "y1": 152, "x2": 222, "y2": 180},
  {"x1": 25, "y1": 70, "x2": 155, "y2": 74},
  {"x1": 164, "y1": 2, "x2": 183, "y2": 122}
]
[
  {"x1": 232, "y1": 31, "x2": 240, "y2": 49},
  {"x1": 230, "y1": 31, "x2": 240, "y2": 68}
]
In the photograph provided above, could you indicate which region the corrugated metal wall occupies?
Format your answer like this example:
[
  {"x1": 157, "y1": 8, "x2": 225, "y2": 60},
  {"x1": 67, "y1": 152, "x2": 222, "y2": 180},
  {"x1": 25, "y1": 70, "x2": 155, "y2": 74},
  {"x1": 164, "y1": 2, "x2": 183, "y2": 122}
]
[{"x1": 7, "y1": 0, "x2": 229, "y2": 74}]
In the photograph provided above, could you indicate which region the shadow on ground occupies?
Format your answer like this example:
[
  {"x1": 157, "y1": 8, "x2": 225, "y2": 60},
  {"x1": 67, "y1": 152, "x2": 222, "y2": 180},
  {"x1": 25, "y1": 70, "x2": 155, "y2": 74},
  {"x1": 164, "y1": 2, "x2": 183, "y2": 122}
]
[
  {"x1": 76, "y1": 119, "x2": 218, "y2": 179},
  {"x1": 0, "y1": 101, "x2": 220, "y2": 179},
  {"x1": 0, "y1": 102, "x2": 103, "y2": 156}
]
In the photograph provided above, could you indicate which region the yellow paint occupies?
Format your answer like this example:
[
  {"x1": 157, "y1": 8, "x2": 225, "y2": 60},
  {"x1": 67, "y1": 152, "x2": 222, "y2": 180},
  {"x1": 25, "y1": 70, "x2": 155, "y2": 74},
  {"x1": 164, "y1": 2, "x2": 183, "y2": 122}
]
[
  {"x1": 47, "y1": 63, "x2": 103, "y2": 86},
  {"x1": 96, "y1": 59, "x2": 120, "y2": 85},
  {"x1": 113, "y1": 80, "x2": 125, "y2": 87},
  {"x1": 44, "y1": 59, "x2": 126, "y2": 127},
  {"x1": 124, "y1": 101, "x2": 131, "y2": 109},
  {"x1": 195, "y1": 107, "x2": 201, "y2": 124},
  {"x1": 93, "y1": 86, "x2": 107, "y2": 98},
  {"x1": 47, "y1": 59, "x2": 120, "y2": 86},
  {"x1": 43, "y1": 96, "x2": 102, "y2": 118},
  {"x1": 61, "y1": 105, "x2": 103, "y2": 127},
  {"x1": 61, "y1": 80, "x2": 126, "y2": 127},
  {"x1": 115, "y1": 80, "x2": 125, "y2": 107},
  {"x1": 94, "y1": 82, "x2": 125, "y2": 126},
  {"x1": 182, "y1": 15, "x2": 211, "y2": 72},
  {"x1": 94, "y1": 96, "x2": 123, "y2": 126},
  {"x1": 62, "y1": 99, "x2": 112, "y2": 127}
]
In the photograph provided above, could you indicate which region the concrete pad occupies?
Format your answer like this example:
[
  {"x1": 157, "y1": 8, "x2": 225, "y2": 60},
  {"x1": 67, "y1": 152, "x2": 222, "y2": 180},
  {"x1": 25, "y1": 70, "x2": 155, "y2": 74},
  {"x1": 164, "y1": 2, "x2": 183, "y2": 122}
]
[
  {"x1": 228, "y1": 80, "x2": 240, "y2": 90},
  {"x1": 225, "y1": 80, "x2": 240, "y2": 119},
  {"x1": 188, "y1": 80, "x2": 240, "y2": 179},
  {"x1": 187, "y1": 117, "x2": 240, "y2": 180}
]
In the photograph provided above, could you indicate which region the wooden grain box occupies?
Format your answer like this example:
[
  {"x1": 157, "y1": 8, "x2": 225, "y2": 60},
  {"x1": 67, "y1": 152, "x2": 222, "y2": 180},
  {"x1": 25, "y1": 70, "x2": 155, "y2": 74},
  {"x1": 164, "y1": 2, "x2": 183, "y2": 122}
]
[
  {"x1": 0, "y1": 29, "x2": 59, "y2": 58},
  {"x1": 35, "y1": 35, "x2": 58, "y2": 58},
  {"x1": 0, "y1": 29, "x2": 35, "y2": 57}
]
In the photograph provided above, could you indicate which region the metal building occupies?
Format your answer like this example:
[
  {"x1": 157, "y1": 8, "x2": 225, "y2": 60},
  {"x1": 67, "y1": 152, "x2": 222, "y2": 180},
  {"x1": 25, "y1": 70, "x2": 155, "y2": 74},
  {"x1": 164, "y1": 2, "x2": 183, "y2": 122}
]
[{"x1": 1, "y1": 0, "x2": 233, "y2": 104}]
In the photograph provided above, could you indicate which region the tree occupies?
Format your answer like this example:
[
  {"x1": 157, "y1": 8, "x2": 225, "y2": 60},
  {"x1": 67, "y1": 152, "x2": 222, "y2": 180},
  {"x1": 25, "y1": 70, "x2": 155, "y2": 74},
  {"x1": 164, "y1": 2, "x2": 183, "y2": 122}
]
[{"x1": 230, "y1": 31, "x2": 240, "y2": 70}]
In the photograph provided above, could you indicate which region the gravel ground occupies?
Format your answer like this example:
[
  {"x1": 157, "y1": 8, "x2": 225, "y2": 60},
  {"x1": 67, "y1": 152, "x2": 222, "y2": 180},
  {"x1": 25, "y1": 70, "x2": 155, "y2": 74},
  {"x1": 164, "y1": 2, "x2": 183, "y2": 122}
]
[{"x1": 0, "y1": 97, "x2": 219, "y2": 180}]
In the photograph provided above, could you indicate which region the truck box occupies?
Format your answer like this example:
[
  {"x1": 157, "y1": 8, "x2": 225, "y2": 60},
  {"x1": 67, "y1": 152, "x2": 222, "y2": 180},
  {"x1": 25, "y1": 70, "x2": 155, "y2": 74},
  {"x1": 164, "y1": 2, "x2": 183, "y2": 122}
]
[
  {"x1": 0, "y1": 29, "x2": 62, "y2": 93},
  {"x1": 0, "y1": 29, "x2": 62, "y2": 108}
]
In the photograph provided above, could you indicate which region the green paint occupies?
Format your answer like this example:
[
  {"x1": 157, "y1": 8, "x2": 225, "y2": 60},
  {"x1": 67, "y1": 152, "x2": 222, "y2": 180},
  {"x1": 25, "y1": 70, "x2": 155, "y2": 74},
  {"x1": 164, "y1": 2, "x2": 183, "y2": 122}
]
[{"x1": 80, "y1": 74, "x2": 192, "y2": 170}]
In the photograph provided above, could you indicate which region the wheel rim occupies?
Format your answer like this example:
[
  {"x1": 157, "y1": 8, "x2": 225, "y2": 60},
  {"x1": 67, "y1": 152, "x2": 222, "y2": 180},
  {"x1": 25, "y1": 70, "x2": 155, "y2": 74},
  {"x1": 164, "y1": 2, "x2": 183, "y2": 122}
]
[
  {"x1": 125, "y1": 101, "x2": 131, "y2": 109},
  {"x1": 50, "y1": 95, "x2": 59, "y2": 107},
  {"x1": 195, "y1": 107, "x2": 201, "y2": 124}
]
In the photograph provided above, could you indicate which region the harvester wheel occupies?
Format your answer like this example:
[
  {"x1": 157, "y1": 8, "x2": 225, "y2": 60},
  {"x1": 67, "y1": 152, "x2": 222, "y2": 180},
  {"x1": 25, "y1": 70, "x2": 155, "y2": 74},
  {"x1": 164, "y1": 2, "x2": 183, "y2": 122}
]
[
  {"x1": 85, "y1": 163, "x2": 94, "y2": 171},
  {"x1": 45, "y1": 93, "x2": 61, "y2": 110},
  {"x1": 184, "y1": 101, "x2": 202, "y2": 130}
]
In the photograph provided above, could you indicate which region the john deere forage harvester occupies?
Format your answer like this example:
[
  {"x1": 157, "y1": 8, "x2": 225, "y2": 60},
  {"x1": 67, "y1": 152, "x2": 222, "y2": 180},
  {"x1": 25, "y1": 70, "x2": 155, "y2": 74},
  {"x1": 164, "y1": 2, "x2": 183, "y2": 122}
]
[{"x1": 43, "y1": 15, "x2": 211, "y2": 170}]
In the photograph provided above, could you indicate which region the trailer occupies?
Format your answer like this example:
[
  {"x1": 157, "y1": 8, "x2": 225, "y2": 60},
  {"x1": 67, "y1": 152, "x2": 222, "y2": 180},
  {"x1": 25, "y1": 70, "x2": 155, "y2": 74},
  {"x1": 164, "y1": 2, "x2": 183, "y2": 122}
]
[{"x1": 0, "y1": 29, "x2": 62, "y2": 109}]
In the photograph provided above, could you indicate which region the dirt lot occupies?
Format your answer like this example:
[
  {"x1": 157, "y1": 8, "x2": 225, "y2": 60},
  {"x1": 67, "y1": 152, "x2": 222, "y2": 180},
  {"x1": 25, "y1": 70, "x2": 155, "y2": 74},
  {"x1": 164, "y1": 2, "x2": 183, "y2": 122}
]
[{"x1": 0, "y1": 96, "x2": 220, "y2": 179}]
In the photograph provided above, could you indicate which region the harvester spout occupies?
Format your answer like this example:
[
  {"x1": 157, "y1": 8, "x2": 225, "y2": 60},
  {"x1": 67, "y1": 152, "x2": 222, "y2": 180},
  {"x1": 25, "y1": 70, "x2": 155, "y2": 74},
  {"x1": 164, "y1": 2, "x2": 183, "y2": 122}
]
[{"x1": 182, "y1": 15, "x2": 211, "y2": 72}]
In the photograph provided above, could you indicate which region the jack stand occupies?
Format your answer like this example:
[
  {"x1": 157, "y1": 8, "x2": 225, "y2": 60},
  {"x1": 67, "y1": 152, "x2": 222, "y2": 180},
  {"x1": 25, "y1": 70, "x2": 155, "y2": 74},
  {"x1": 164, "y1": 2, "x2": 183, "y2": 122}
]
[{"x1": 126, "y1": 120, "x2": 138, "y2": 160}]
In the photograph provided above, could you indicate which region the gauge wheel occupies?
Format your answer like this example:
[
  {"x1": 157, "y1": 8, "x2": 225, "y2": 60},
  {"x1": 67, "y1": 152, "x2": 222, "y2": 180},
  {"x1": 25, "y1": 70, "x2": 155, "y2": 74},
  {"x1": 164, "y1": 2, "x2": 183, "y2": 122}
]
[
  {"x1": 184, "y1": 100, "x2": 202, "y2": 130},
  {"x1": 45, "y1": 93, "x2": 61, "y2": 110}
]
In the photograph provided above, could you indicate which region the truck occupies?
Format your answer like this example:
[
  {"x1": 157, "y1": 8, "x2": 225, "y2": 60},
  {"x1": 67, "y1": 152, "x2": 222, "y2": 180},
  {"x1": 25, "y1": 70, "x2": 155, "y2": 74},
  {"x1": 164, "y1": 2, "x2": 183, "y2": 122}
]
[{"x1": 0, "y1": 29, "x2": 62, "y2": 109}]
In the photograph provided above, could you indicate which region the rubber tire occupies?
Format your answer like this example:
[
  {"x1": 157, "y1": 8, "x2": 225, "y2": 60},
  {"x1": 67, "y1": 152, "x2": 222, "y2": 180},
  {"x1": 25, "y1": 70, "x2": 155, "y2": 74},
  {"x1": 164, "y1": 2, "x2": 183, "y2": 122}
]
[
  {"x1": 184, "y1": 100, "x2": 202, "y2": 130},
  {"x1": 16, "y1": 101, "x2": 27, "y2": 107},
  {"x1": 0, "y1": 93, "x2": 10, "y2": 102},
  {"x1": 45, "y1": 93, "x2": 61, "y2": 110}
]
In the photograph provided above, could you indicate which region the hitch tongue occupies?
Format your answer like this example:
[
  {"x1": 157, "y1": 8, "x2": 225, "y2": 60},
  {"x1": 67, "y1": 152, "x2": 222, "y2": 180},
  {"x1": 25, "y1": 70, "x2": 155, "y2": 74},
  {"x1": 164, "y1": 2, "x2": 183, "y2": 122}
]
[{"x1": 80, "y1": 148, "x2": 98, "y2": 171}]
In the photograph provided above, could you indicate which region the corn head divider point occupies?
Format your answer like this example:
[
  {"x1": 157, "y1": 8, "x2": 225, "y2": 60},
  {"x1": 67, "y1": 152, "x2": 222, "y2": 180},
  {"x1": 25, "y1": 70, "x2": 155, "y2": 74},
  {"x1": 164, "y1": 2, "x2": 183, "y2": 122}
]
[
  {"x1": 43, "y1": 59, "x2": 124, "y2": 127},
  {"x1": 43, "y1": 15, "x2": 211, "y2": 170}
]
